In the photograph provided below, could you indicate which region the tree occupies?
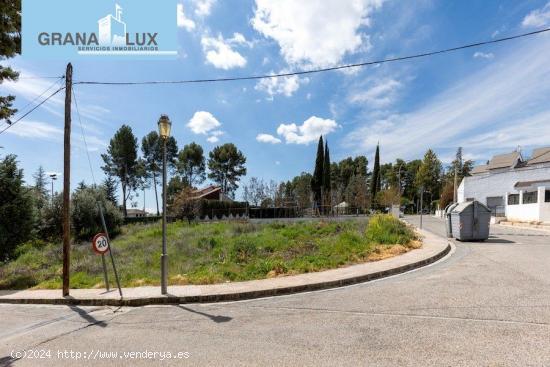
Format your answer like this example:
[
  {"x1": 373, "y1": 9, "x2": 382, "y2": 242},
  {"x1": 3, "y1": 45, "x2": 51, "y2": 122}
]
[
  {"x1": 370, "y1": 144, "x2": 381, "y2": 207},
  {"x1": 0, "y1": 0, "x2": 21, "y2": 123},
  {"x1": 292, "y1": 172, "x2": 313, "y2": 209},
  {"x1": 311, "y1": 136, "x2": 324, "y2": 207},
  {"x1": 102, "y1": 176, "x2": 118, "y2": 206},
  {"x1": 207, "y1": 143, "x2": 247, "y2": 197},
  {"x1": 323, "y1": 140, "x2": 331, "y2": 206},
  {"x1": 72, "y1": 186, "x2": 123, "y2": 240},
  {"x1": 0, "y1": 155, "x2": 35, "y2": 260},
  {"x1": 101, "y1": 125, "x2": 140, "y2": 217},
  {"x1": 242, "y1": 177, "x2": 267, "y2": 206},
  {"x1": 177, "y1": 142, "x2": 206, "y2": 188},
  {"x1": 33, "y1": 166, "x2": 48, "y2": 198},
  {"x1": 141, "y1": 131, "x2": 178, "y2": 215},
  {"x1": 416, "y1": 149, "x2": 443, "y2": 211}
]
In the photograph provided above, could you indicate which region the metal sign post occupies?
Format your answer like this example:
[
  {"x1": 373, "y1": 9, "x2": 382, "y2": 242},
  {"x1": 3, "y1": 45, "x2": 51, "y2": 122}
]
[
  {"x1": 92, "y1": 232, "x2": 110, "y2": 291},
  {"x1": 96, "y1": 202, "x2": 123, "y2": 297}
]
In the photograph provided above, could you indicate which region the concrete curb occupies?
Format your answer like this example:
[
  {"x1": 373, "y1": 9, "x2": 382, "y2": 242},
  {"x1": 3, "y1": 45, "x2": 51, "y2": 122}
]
[{"x1": 0, "y1": 231, "x2": 451, "y2": 307}]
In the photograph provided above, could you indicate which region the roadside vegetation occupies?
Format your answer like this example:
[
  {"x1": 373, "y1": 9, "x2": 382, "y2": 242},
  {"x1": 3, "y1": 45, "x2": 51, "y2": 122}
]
[{"x1": 0, "y1": 215, "x2": 419, "y2": 290}]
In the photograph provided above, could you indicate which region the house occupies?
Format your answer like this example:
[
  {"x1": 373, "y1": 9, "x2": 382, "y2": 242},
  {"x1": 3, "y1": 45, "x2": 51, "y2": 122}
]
[
  {"x1": 457, "y1": 147, "x2": 550, "y2": 222},
  {"x1": 98, "y1": 4, "x2": 126, "y2": 45},
  {"x1": 189, "y1": 185, "x2": 233, "y2": 202},
  {"x1": 125, "y1": 209, "x2": 148, "y2": 218}
]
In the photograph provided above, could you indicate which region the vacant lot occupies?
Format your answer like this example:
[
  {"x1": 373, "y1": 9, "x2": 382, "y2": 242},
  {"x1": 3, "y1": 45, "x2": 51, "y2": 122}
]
[{"x1": 0, "y1": 215, "x2": 419, "y2": 289}]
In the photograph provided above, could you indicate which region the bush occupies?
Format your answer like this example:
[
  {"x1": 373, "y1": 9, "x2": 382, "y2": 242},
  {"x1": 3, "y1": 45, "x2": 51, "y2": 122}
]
[
  {"x1": 38, "y1": 193, "x2": 63, "y2": 240},
  {"x1": 71, "y1": 186, "x2": 123, "y2": 240},
  {"x1": 365, "y1": 214, "x2": 416, "y2": 245}
]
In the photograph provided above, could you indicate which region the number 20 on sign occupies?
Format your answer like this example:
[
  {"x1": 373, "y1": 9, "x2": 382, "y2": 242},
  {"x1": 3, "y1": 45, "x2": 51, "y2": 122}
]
[{"x1": 92, "y1": 233, "x2": 110, "y2": 255}]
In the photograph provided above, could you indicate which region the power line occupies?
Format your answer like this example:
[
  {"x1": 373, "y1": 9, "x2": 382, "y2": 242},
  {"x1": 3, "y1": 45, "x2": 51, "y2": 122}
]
[
  {"x1": 0, "y1": 86, "x2": 65, "y2": 135},
  {"x1": 74, "y1": 27, "x2": 550, "y2": 86},
  {"x1": 14, "y1": 76, "x2": 65, "y2": 119},
  {"x1": 18, "y1": 75, "x2": 65, "y2": 80},
  {"x1": 72, "y1": 87, "x2": 97, "y2": 186}
]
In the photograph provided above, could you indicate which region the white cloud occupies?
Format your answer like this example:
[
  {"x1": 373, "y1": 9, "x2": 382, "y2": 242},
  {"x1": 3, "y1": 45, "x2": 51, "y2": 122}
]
[
  {"x1": 251, "y1": 0, "x2": 384, "y2": 68},
  {"x1": 5, "y1": 120, "x2": 63, "y2": 140},
  {"x1": 522, "y1": 2, "x2": 550, "y2": 28},
  {"x1": 187, "y1": 111, "x2": 221, "y2": 134},
  {"x1": 194, "y1": 0, "x2": 216, "y2": 17},
  {"x1": 276, "y1": 116, "x2": 339, "y2": 145},
  {"x1": 348, "y1": 78, "x2": 402, "y2": 108},
  {"x1": 207, "y1": 136, "x2": 219, "y2": 143},
  {"x1": 255, "y1": 72, "x2": 307, "y2": 98},
  {"x1": 201, "y1": 34, "x2": 247, "y2": 69},
  {"x1": 256, "y1": 133, "x2": 282, "y2": 144},
  {"x1": 473, "y1": 52, "x2": 494, "y2": 59},
  {"x1": 177, "y1": 4, "x2": 196, "y2": 31},
  {"x1": 344, "y1": 34, "x2": 550, "y2": 163}
]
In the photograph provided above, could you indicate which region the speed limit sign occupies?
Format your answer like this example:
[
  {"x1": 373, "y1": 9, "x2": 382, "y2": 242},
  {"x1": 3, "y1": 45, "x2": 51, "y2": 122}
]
[{"x1": 92, "y1": 233, "x2": 110, "y2": 255}]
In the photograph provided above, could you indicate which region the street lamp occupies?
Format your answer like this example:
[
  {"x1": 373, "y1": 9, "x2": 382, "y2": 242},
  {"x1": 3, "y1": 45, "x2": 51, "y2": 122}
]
[
  {"x1": 49, "y1": 173, "x2": 58, "y2": 206},
  {"x1": 158, "y1": 115, "x2": 172, "y2": 295}
]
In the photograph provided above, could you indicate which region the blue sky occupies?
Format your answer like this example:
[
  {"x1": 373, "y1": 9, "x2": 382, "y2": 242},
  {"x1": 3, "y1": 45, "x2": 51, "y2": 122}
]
[{"x1": 2, "y1": 0, "x2": 550, "y2": 211}]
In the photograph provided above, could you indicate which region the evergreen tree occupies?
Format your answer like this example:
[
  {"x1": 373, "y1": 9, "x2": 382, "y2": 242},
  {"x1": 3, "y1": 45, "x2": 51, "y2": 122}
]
[
  {"x1": 207, "y1": 143, "x2": 247, "y2": 197},
  {"x1": 416, "y1": 149, "x2": 443, "y2": 211},
  {"x1": 33, "y1": 166, "x2": 48, "y2": 198},
  {"x1": 323, "y1": 140, "x2": 331, "y2": 207},
  {"x1": 177, "y1": 142, "x2": 206, "y2": 187},
  {"x1": 311, "y1": 136, "x2": 324, "y2": 207},
  {"x1": 0, "y1": 0, "x2": 21, "y2": 123},
  {"x1": 102, "y1": 176, "x2": 118, "y2": 206},
  {"x1": 0, "y1": 155, "x2": 35, "y2": 260},
  {"x1": 370, "y1": 144, "x2": 380, "y2": 207},
  {"x1": 101, "y1": 125, "x2": 140, "y2": 217}
]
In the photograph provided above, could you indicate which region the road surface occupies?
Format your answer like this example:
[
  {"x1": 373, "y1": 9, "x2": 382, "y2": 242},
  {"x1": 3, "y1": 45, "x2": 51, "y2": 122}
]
[{"x1": 1, "y1": 216, "x2": 549, "y2": 366}]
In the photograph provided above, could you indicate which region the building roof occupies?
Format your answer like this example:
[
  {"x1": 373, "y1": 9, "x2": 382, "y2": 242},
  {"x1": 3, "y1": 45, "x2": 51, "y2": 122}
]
[
  {"x1": 487, "y1": 151, "x2": 521, "y2": 170},
  {"x1": 126, "y1": 209, "x2": 147, "y2": 214},
  {"x1": 527, "y1": 147, "x2": 550, "y2": 165},
  {"x1": 470, "y1": 164, "x2": 489, "y2": 175},
  {"x1": 190, "y1": 185, "x2": 222, "y2": 199},
  {"x1": 514, "y1": 179, "x2": 550, "y2": 189}
]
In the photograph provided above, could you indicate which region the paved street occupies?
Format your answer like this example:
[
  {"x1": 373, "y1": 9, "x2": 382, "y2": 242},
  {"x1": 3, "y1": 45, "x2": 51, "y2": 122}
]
[{"x1": 1, "y1": 216, "x2": 550, "y2": 366}]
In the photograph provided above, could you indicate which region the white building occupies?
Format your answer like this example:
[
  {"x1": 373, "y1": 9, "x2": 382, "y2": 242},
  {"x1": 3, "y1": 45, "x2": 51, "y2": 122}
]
[
  {"x1": 98, "y1": 4, "x2": 126, "y2": 46},
  {"x1": 457, "y1": 147, "x2": 550, "y2": 223}
]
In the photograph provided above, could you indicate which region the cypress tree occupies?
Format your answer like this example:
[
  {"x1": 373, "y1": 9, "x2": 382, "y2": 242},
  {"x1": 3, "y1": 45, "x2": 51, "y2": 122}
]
[
  {"x1": 371, "y1": 143, "x2": 380, "y2": 207},
  {"x1": 323, "y1": 140, "x2": 331, "y2": 205},
  {"x1": 311, "y1": 136, "x2": 324, "y2": 207}
]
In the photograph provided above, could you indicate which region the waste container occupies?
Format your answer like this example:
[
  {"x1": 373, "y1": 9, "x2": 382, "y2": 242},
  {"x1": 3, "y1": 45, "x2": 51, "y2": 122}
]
[
  {"x1": 444, "y1": 202, "x2": 459, "y2": 238},
  {"x1": 450, "y1": 201, "x2": 491, "y2": 241}
]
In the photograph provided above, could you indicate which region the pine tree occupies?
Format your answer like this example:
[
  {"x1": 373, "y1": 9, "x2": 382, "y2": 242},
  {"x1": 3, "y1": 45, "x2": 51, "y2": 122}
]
[
  {"x1": 311, "y1": 136, "x2": 324, "y2": 207},
  {"x1": 207, "y1": 143, "x2": 247, "y2": 197},
  {"x1": 101, "y1": 125, "x2": 140, "y2": 217},
  {"x1": 33, "y1": 166, "x2": 48, "y2": 198},
  {"x1": 102, "y1": 176, "x2": 118, "y2": 206},
  {"x1": 0, "y1": 0, "x2": 21, "y2": 123},
  {"x1": 323, "y1": 140, "x2": 331, "y2": 206},
  {"x1": 371, "y1": 144, "x2": 380, "y2": 207}
]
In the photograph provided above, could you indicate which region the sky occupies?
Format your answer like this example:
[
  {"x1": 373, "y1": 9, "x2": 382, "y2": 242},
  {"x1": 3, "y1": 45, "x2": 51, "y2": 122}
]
[{"x1": 2, "y1": 0, "x2": 550, "y2": 212}]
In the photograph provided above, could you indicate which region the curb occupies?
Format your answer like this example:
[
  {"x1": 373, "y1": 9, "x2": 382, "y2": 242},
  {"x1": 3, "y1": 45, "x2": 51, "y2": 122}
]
[{"x1": 0, "y1": 241, "x2": 451, "y2": 307}]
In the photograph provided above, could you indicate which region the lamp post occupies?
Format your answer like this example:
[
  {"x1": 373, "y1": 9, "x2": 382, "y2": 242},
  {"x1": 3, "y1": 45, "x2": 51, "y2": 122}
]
[
  {"x1": 158, "y1": 114, "x2": 172, "y2": 295},
  {"x1": 49, "y1": 173, "x2": 57, "y2": 206}
]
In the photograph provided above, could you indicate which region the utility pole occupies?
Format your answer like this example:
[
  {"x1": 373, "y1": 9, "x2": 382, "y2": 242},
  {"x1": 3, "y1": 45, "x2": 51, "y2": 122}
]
[{"x1": 62, "y1": 63, "x2": 72, "y2": 297}]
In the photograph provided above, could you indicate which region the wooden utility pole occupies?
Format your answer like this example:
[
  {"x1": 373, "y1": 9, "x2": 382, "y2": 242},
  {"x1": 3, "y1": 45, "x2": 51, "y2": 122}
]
[{"x1": 62, "y1": 63, "x2": 73, "y2": 296}]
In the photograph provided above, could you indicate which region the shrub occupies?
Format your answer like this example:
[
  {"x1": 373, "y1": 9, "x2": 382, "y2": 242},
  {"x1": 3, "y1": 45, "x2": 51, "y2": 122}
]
[
  {"x1": 365, "y1": 214, "x2": 416, "y2": 245},
  {"x1": 71, "y1": 186, "x2": 123, "y2": 240}
]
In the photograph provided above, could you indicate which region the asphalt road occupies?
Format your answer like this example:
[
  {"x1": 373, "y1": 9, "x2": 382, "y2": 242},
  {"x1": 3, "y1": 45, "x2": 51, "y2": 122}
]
[{"x1": 1, "y1": 216, "x2": 550, "y2": 366}]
